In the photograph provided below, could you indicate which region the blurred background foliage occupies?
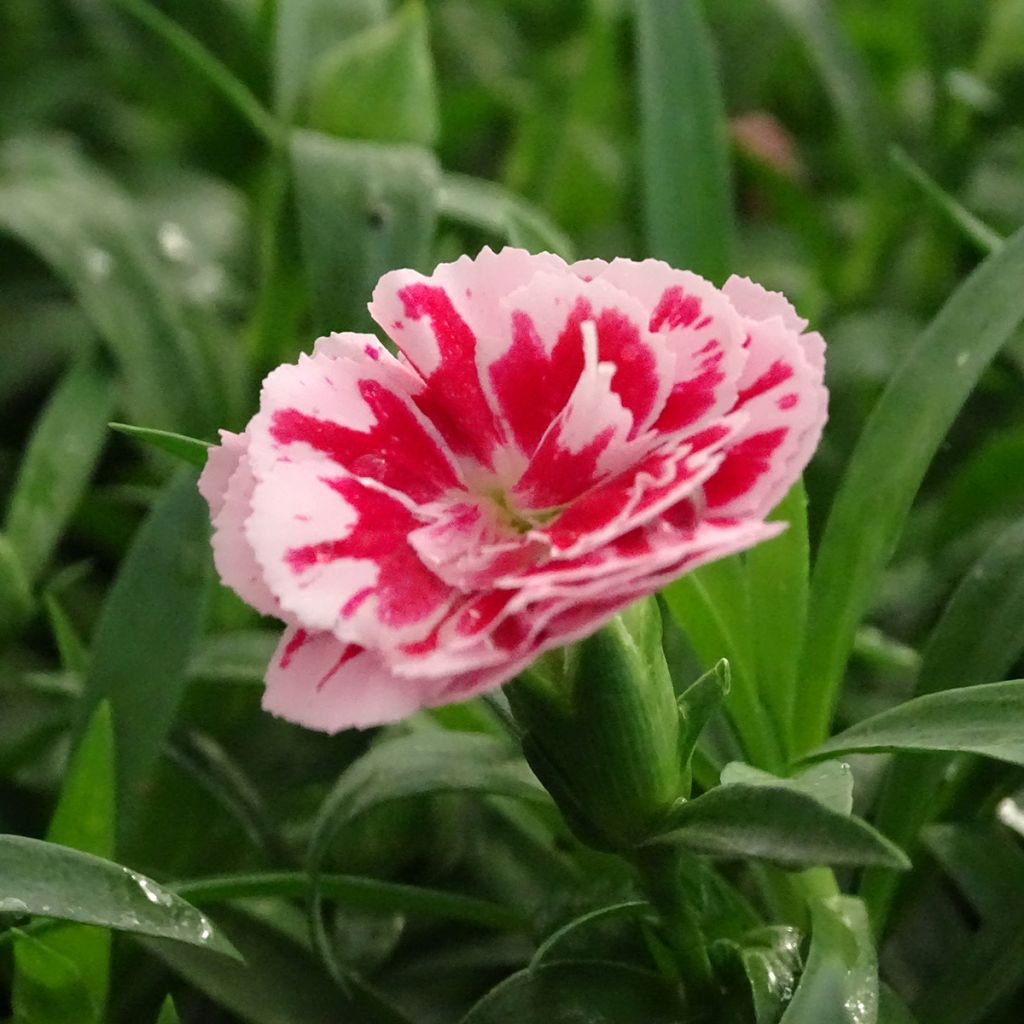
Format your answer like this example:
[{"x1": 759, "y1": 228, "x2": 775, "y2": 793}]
[{"x1": 3, "y1": 0, "x2": 1024, "y2": 1021}]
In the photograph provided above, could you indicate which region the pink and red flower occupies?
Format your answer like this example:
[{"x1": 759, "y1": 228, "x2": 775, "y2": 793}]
[{"x1": 199, "y1": 249, "x2": 827, "y2": 732}]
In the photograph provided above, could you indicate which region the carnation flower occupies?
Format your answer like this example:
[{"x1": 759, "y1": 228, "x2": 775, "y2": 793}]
[{"x1": 199, "y1": 248, "x2": 827, "y2": 732}]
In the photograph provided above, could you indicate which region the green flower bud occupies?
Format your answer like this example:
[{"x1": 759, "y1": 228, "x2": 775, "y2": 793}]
[{"x1": 505, "y1": 597, "x2": 683, "y2": 852}]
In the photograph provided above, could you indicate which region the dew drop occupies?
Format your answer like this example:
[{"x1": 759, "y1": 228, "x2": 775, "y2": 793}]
[
  {"x1": 956, "y1": 350, "x2": 970, "y2": 368},
  {"x1": 157, "y1": 221, "x2": 194, "y2": 262},
  {"x1": 83, "y1": 246, "x2": 112, "y2": 279}
]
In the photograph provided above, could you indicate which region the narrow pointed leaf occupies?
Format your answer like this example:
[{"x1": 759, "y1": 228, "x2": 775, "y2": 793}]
[
  {"x1": 4, "y1": 361, "x2": 114, "y2": 582},
  {"x1": 156, "y1": 997, "x2": 181, "y2": 1024},
  {"x1": 810, "y1": 679, "x2": 1024, "y2": 766},
  {"x1": 11, "y1": 930, "x2": 98, "y2": 1024},
  {"x1": 0, "y1": 836, "x2": 238, "y2": 959},
  {"x1": 678, "y1": 660, "x2": 730, "y2": 767},
  {"x1": 647, "y1": 784, "x2": 908, "y2": 870},
  {"x1": 799, "y1": 222, "x2": 1024, "y2": 751},
  {"x1": 635, "y1": 0, "x2": 734, "y2": 281},
  {"x1": 108, "y1": 423, "x2": 212, "y2": 468}
]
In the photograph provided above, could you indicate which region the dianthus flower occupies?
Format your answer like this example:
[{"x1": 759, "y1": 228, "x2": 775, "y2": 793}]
[{"x1": 200, "y1": 249, "x2": 827, "y2": 731}]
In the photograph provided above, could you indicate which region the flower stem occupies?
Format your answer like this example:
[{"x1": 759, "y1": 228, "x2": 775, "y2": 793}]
[{"x1": 633, "y1": 846, "x2": 715, "y2": 1009}]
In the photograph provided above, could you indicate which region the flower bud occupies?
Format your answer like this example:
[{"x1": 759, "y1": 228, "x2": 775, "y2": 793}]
[{"x1": 505, "y1": 597, "x2": 683, "y2": 852}]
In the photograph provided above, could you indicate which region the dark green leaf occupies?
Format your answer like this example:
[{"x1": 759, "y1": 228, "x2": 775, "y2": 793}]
[
  {"x1": 0, "y1": 836, "x2": 238, "y2": 959},
  {"x1": 799, "y1": 222, "x2": 1024, "y2": 752},
  {"x1": 79, "y1": 471, "x2": 211, "y2": 837},
  {"x1": 530, "y1": 901, "x2": 650, "y2": 967},
  {"x1": 141, "y1": 906, "x2": 411, "y2": 1024},
  {"x1": 810, "y1": 679, "x2": 1024, "y2": 767},
  {"x1": 460, "y1": 961, "x2": 683, "y2": 1023},
  {"x1": 4, "y1": 361, "x2": 113, "y2": 582},
  {"x1": 290, "y1": 130, "x2": 439, "y2": 334},
  {"x1": 779, "y1": 896, "x2": 877, "y2": 1024},
  {"x1": 176, "y1": 871, "x2": 525, "y2": 932},
  {"x1": 648, "y1": 784, "x2": 908, "y2": 870},
  {"x1": 635, "y1": 0, "x2": 734, "y2": 281},
  {"x1": 306, "y1": 2, "x2": 439, "y2": 146},
  {"x1": 0, "y1": 533, "x2": 33, "y2": 643},
  {"x1": 109, "y1": 423, "x2": 212, "y2": 468}
]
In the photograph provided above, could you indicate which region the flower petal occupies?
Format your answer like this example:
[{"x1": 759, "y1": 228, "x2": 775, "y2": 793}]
[
  {"x1": 247, "y1": 344, "x2": 463, "y2": 505},
  {"x1": 198, "y1": 430, "x2": 246, "y2": 519},
  {"x1": 247, "y1": 461, "x2": 454, "y2": 646}
]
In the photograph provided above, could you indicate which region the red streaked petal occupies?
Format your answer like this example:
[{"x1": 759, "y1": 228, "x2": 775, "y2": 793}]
[{"x1": 247, "y1": 461, "x2": 454, "y2": 645}]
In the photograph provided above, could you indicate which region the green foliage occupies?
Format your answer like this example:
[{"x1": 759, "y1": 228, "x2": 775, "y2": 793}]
[{"x1": 4, "y1": 0, "x2": 1024, "y2": 1019}]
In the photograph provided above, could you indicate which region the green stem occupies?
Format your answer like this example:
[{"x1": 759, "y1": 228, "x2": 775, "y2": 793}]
[{"x1": 633, "y1": 846, "x2": 715, "y2": 1011}]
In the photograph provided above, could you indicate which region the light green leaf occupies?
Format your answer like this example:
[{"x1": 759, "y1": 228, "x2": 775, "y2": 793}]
[
  {"x1": 678, "y1": 660, "x2": 730, "y2": 771},
  {"x1": 635, "y1": 0, "x2": 734, "y2": 281},
  {"x1": 306, "y1": 3, "x2": 438, "y2": 147},
  {"x1": 156, "y1": 996, "x2": 181, "y2": 1024},
  {"x1": 0, "y1": 533, "x2": 33, "y2": 644},
  {"x1": 11, "y1": 929, "x2": 98, "y2": 1024},
  {"x1": 779, "y1": 896, "x2": 877, "y2": 1024},
  {"x1": 4, "y1": 360, "x2": 113, "y2": 583},
  {"x1": 647, "y1": 784, "x2": 908, "y2": 870},
  {"x1": 746, "y1": 482, "x2": 809, "y2": 759},
  {"x1": 274, "y1": 0, "x2": 386, "y2": 119},
  {"x1": 460, "y1": 961, "x2": 683, "y2": 1023},
  {"x1": 109, "y1": 423, "x2": 212, "y2": 468},
  {"x1": 721, "y1": 761, "x2": 853, "y2": 817},
  {"x1": 79, "y1": 471, "x2": 211, "y2": 838},
  {"x1": 799, "y1": 222, "x2": 1024, "y2": 752},
  {"x1": 290, "y1": 130, "x2": 439, "y2": 335},
  {"x1": 0, "y1": 836, "x2": 238, "y2": 959},
  {"x1": 810, "y1": 679, "x2": 1024, "y2": 767},
  {"x1": 27, "y1": 704, "x2": 116, "y2": 1016},
  {"x1": 437, "y1": 173, "x2": 575, "y2": 260},
  {"x1": 713, "y1": 926, "x2": 803, "y2": 1024}
]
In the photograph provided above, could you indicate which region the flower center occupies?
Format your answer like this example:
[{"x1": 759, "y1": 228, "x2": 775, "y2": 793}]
[{"x1": 487, "y1": 489, "x2": 561, "y2": 535}]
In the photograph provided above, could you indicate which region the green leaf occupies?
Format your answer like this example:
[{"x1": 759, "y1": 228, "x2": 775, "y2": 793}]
[
  {"x1": 890, "y1": 145, "x2": 1003, "y2": 254},
  {"x1": 4, "y1": 361, "x2": 114, "y2": 583},
  {"x1": 29, "y1": 704, "x2": 116, "y2": 1016},
  {"x1": 0, "y1": 138, "x2": 217, "y2": 432},
  {"x1": 765, "y1": 0, "x2": 885, "y2": 177},
  {"x1": 109, "y1": 0, "x2": 280, "y2": 145},
  {"x1": 809, "y1": 679, "x2": 1024, "y2": 767},
  {"x1": 175, "y1": 871, "x2": 525, "y2": 932},
  {"x1": 798, "y1": 222, "x2": 1024, "y2": 752},
  {"x1": 635, "y1": 0, "x2": 734, "y2": 281},
  {"x1": 712, "y1": 926, "x2": 803, "y2": 1024},
  {"x1": 721, "y1": 761, "x2": 854, "y2": 817},
  {"x1": 779, "y1": 896, "x2": 877, "y2": 1024},
  {"x1": 306, "y1": 3, "x2": 439, "y2": 147},
  {"x1": 530, "y1": 901, "x2": 650, "y2": 967},
  {"x1": 290, "y1": 130, "x2": 439, "y2": 335},
  {"x1": 878, "y1": 986, "x2": 919, "y2": 1024},
  {"x1": 0, "y1": 836, "x2": 238, "y2": 959},
  {"x1": 273, "y1": 0, "x2": 386, "y2": 119},
  {"x1": 0, "y1": 532, "x2": 33, "y2": 644},
  {"x1": 156, "y1": 996, "x2": 181, "y2": 1024},
  {"x1": 678, "y1": 660, "x2": 731, "y2": 771},
  {"x1": 663, "y1": 558, "x2": 784, "y2": 771},
  {"x1": 746, "y1": 482, "x2": 809, "y2": 759},
  {"x1": 109, "y1": 423, "x2": 212, "y2": 468},
  {"x1": 79, "y1": 471, "x2": 211, "y2": 838},
  {"x1": 460, "y1": 961, "x2": 683, "y2": 1023},
  {"x1": 307, "y1": 731, "x2": 544, "y2": 976},
  {"x1": 141, "y1": 906, "x2": 411, "y2": 1024},
  {"x1": 437, "y1": 173, "x2": 575, "y2": 260},
  {"x1": 11, "y1": 929, "x2": 98, "y2": 1024},
  {"x1": 860, "y1": 516, "x2": 1024, "y2": 928},
  {"x1": 647, "y1": 784, "x2": 908, "y2": 870}
]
